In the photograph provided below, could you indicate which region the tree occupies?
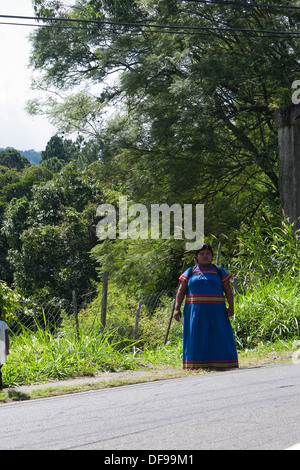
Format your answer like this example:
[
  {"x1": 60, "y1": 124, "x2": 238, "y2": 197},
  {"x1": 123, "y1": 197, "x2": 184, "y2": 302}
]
[
  {"x1": 9, "y1": 212, "x2": 97, "y2": 301},
  {"x1": 5, "y1": 163, "x2": 104, "y2": 301},
  {"x1": 0, "y1": 149, "x2": 31, "y2": 171},
  {"x1": 0, "y1": 165, "x2": 53, "y2": 284},
  {"x1": 28, "y1": 0, "x2": 300, "y2": 273},
  {"x1": 40, "y1": 134, "x2": 81, "y2": 171}
]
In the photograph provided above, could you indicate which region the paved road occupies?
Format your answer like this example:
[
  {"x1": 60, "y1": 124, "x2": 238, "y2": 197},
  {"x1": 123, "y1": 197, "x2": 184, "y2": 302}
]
[{"x1": 0, "y1": 362, "x2": 299, "y2": 451}]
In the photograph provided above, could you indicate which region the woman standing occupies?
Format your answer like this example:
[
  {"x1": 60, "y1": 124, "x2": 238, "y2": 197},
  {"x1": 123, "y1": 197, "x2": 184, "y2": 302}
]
[{"x1": 174, "y1": 243, "x2": 238, "y2": 371}]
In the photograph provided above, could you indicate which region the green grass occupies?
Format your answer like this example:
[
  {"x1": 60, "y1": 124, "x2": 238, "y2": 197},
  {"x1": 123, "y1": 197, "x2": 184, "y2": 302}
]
[
  {"x1": 232, "y1": 276, "x2": 300, "y2": 349},
  {"x1": 2, "y1": 217, "x2": 300, "y2": 392},
  {"x1": 2, "y1": 323, "x2": 141, "y2": 388},
  {"x1": 1, "y1": 321, "x2": 298, "y2": 391},
  {"x1": 0, "y1": 337, "x2": 297, "y2": 403}
]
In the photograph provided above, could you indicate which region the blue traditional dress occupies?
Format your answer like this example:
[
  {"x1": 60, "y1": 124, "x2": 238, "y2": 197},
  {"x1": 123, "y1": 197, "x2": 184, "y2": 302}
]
[{"x1": 179, "y1": 265, "x2": 238, "y2": 371}]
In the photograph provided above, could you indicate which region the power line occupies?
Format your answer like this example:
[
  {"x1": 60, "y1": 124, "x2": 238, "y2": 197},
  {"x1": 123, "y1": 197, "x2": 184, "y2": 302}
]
[
  {"x1": 0, "y1": 14, "x2": 300, "y2": 37},
  {"x1": 0, "y1": 20, "x2": 92, "y2": 31}
]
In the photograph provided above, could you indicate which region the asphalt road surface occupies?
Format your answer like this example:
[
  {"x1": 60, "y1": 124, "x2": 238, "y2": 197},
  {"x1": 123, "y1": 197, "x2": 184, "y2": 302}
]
[{"x1": 0, "y1": 362, "x2": 299, "y2": 451}]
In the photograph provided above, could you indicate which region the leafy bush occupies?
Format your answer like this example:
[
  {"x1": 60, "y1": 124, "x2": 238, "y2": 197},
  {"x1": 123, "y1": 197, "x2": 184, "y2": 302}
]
[{"x1": 0, "y1": 281, "x2": 22, "y2": 322}]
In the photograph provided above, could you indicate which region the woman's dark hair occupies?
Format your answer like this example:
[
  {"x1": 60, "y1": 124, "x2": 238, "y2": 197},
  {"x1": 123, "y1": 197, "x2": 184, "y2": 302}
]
[{"x1": 195, "y1": 243, "x2": 213, "y2": 258}]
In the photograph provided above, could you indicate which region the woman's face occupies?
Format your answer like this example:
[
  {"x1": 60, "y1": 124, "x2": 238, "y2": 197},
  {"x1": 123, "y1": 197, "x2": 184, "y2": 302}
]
[{"x1": 196, "y1": 249, "x2": 213, "y2": 266}]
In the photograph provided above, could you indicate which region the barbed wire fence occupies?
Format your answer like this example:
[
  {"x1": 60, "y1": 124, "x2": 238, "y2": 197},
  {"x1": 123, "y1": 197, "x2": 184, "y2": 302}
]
[
  {"x1": 84, "y1": 282, "x2": 180, "y2": 345},
  {"x1": 8, "y1": 287, "x2": 98, "y2": 335},
  {"x1": 5, "y1": 244, "x2": 241, "y2": 345},
  {"x1": 6, "y1": 275, "x2": 180, "y2": 346}
]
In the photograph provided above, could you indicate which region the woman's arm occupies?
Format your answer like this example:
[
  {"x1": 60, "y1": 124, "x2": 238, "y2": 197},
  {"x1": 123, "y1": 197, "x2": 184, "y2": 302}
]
[
  {"x1": 223, "y1": 280, "x2": 234, "y2": 318},
  {"x1": 173, "y1": 282, "x2": 188, "y2": 321}
]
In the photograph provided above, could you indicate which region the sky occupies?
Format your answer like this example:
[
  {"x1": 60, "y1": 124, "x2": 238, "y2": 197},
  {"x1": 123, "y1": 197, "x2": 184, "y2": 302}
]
[{"x1": 0, "y1": 0, "x2": 56, "y2": 151}]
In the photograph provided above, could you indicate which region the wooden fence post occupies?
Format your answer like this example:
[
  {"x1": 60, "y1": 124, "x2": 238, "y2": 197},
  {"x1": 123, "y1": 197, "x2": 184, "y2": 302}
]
[
  {"x1": 72, "y1": 289, "x2": 80, "y2": 341},
  {"x1": 134, "y1": 299, "x2": 143, "y2": 341},
  {"x1": 101, "y1": 270, "x2": 109, "y2": 330}
]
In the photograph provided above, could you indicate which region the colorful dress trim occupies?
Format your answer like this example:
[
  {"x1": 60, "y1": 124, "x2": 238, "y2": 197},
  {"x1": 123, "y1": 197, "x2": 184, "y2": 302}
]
[
  {"x1": 179, "y1": 268, "x2": 232, "y2": 285},
  {"x1": 185, "y1": 294, "x2": 225, "y2": 304},
  {"x1": 183, "y1": 360, "x2": 239, "y2": 370}
]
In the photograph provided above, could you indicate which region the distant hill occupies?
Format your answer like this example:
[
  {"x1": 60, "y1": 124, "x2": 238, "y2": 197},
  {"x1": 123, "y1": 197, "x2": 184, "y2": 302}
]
[{"x1": 0, "y1": 147, "x2": 41, "y2": 165}]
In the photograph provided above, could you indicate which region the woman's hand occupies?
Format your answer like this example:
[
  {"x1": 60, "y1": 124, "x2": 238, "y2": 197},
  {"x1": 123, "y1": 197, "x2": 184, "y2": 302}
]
[
  {"x1": 173, "y1": 281, "x2": 188, "y2": 322},
  {"x1": 227, "y1": 307, "x2": 234, "y2": 318},
  {"x1": 173, "y1": 308, "x2": 182, "y2": 322},
  {"x1": 223, "y1": 280, "x2": 234, "y2": 318}
]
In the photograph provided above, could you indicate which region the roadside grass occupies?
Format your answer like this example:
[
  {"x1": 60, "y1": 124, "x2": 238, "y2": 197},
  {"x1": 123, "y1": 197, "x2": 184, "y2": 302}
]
[
  {"x1": 2, "y1": 323, "x2": 141, "y2": 388},
  {"x1": 4, "y1": 315, "x2": 296, "y2": 391},
  {"x1": 0, "y1": 331, "x2": 298, "y2": 403},
  {"x1": 0, "y1": 344, "x2": 297, "y2": 404},
  {"x1": 231, "y1": 277, "x2": 300, "y2": 350},
  {"x1": 5, "y1": 322, "x2": 295, "y2": 388},
  {"x1": 1, "y1": 245, "x2": 300, "y2": 400},
  {"x1": 0, "y1": 371, "x2": 190, "y2": 403}
]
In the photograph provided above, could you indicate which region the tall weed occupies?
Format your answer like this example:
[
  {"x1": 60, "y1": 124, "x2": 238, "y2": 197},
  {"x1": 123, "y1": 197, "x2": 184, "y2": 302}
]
[
  {"x1": 3, "y1": 321, "x2": 138, "y2": 387},
  {"x1": 233, "y1": 276, "x2": 300, "y2": 349},
  {"x1": 230, "y1": 218, "x2": 300, "y2": 289}
]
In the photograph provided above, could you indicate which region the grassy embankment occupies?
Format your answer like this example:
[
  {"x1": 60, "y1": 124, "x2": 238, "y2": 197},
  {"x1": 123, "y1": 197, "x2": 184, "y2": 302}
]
[{"x1": 1, "y1": 221, "x2": 300, "y2": 401}]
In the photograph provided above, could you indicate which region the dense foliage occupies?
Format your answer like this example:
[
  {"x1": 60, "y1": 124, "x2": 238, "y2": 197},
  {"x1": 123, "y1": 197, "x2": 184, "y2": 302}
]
[
  {"x1": 25, "y1": 0, "x2": 300, "y2": 286},
  {"x1": 1, "y1": 1, "x2": 300, "y2": 365},
  {"x1": 0, "y1": 142, "x2": 106, "y2": 303},
  {"x1": 29, "y1": 0, "x2": 300, "y2": 229}
]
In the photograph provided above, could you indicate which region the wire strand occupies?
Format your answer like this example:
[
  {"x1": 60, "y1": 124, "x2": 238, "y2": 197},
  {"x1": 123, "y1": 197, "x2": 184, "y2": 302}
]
[{"x1": 0, "y1": 14, "x2": 300, "y2": 37}]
